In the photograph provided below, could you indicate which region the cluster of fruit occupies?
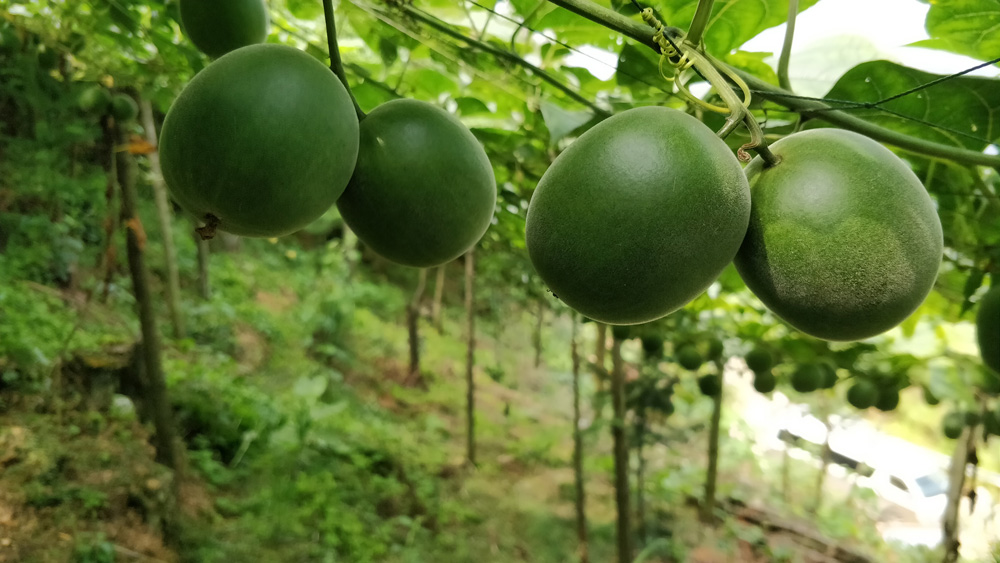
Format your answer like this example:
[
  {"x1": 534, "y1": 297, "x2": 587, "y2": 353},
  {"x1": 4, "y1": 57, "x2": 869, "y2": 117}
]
[
  {"x1": 77, "y1": 85, "x2": 139, "y2": 123},
  {"x1": 160, "y1": 0, "x2": 495, "y2": 268},
  {"x1": 525, "y1": 107, "x2": 945, "y2": 343}
]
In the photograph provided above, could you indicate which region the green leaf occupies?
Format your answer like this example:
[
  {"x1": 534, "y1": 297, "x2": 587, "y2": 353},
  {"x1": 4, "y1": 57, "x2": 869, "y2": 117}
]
[
  {"x1": 723, "y1": 51, "x2": 779, "y2": 86},
  {"x1": 287, "y1": 0, "x2": 324, "y2": 20},
  {"x1": 823, "y1": 60, "x2": 1000, "y2": 151},
  {"x1": 655, "y1": 0, "x2": 821, "y2": 56},
  {"x1": 455, "y1": 96, "x2": 492, "y2": 116},
  {"x1": 923, "y1": 0, "x2": 1000, "y2": 65},
  {"x1": 616, "y1": 43, "x2": 664, "y2": 93},
  {"x1": 539, "y1": 100, "x2": 593, "y2": 144}
]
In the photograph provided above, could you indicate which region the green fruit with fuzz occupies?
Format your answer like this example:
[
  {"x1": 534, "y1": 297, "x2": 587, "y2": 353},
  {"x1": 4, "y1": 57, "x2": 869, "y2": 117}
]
[
  {"x1": 698, "y1": 374, "x2": 721, "y2": 397},
  {"x1": 753, "y1": 370, "x2": 776, "y2": 393},
  {"x1": 111, "y1": 94, "x2": 138, "y2": 123},
  {"x1": 707, "y1": 338, "x2": 724, "y2": 361},
  {"x1": 745, "y1": 347, "x2": 772, "y2": 373},
  {"x1": 818, "y1": 363, "x2": 838, "y2": 389},
  {"x1": 791, "y1": 364, "x2": 822, "y2": 393},
  {"x1": 847, "y1": 379, "x2": 878, "y2": 409},
  {"x1": 677, "y1": 345, "x2": 703, "y2": 371},
  {"x1": 942, "y1": 411, "x2": 965, "y2": 440},
  {"x1": 875, "y1": 388, "x2": 900, "y2": 412},
  {"x1": 179, "y1": 0, "x2": 269, "y2": 58},
  {"x1": 923, "y1": 386, "x2": 940, "y2": 406},
  {"x1": 525, "y1": 107, "x2": 750, "y2": 325},
  {"x1": 977, "y1": 285, "x2": 1000, "y2": 374},
  {"x1": 160, "y1": 45, "x2": 359, "y2": 238},
  {"x1": 337, "y1": 99, "x2": 495, "y2": 268},
  {"x1": 641, "y1": 337, "x2": 664, "y2": 359},
  {"x1": 78, "y1": 86, "x2": 111, "y2": 114},
  {"x1": 734, "y1": 129, "x2": 943, "y2": 341}
]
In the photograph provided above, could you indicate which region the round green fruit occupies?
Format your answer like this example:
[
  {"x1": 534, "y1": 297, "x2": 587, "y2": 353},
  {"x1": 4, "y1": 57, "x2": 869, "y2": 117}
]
[
  {"x1": 337, "y1": 99, "x2": 496, "y2": 268},
  {"x1": 78, "y1": 85, "x2": 111, "y2": 114},
  {"x1": 818, "y1": 363, "x2": 838, "y2": 389},
  {"x1": 525, "y1": 107, "x2": 750, "y2": 325},
  {"x1": 734, "y1": 129, "x2": 943, "y2": 341},
  {"x1": 707, "y1": 338, "x2": 724, "y2": 361},
  {"x1": 846, "y1": 379, "x2": 878, "y2": 409},
  {"x1": 753, "y1": 370, "x2": 776, "y2": 393},
  {"x1": 791, "y1": 364, "x2": 822, "y2": 393},
  {"x1": 110, "y1": 94, "x2": 138, "y2": 123},
  {"x1": 875, "y1": 388, "x2": 900, "y2": 412},
  {"x1": 698, "y1": 374, "x2": 721, "y2": 397},
  {"x1": 160, "y1": 45, "x2": 359, "y2": 238},
  {"x1": 942, "y1": 411, "x2": 965, "y2": 440},
  {"x1": 744, "y1": 347, "x2": 773, "y2": 373},
  {"x1": 922, "y1": 386, "x2": 940, "y2": 406},
  {"x1": 677, "y1": 345, "x2": 703, "y2": 371},
  {"x1": 977, "y1": 285, "x2": 1000, "y2": 374},
  {"x1": 179, "y1": 0, "x2": 269, "y2": 59},
  {"x1": 641, "y1": 336, "x2": 664, "y2": 358}
]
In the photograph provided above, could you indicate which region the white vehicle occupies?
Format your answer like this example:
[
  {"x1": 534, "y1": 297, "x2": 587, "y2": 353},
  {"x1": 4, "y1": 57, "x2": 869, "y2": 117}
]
[{"x1": 863, "y1": 463, "x2": 950, "y2": 525}]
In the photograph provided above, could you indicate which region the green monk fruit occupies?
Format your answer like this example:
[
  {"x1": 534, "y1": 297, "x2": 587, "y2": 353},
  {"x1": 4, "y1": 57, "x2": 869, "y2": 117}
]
[
  {"x1": 977, "y1": 285, "x2": 1000, "y2": 374},
  {"x1": 525, "y1": 107, "x2": 750, "y2": 325},
  {"x1": 698, "y1": 374, "x2": 721, "y2": 397},
  {"x1": 78, "y1": 85, "x2": 111, "y2": 114},
  {"x1": 337, "y1": 99, "x2": 496, "y2": 268},
  {"x1": 160, "y1": 44, "x2": 359, "y2": 238},
  {"x1": 942, "y1": 411, "x2": 965, "y2": 440},
  {"x1": 744, "y1": 347, "x2": 772, "y2": 373},
  {"x1": 677, "y1": 345, "x2": 703, "y2": 371},
  {"x1": 753, "y1": 370, "x2": 776, "y2": 393},
  {"x1": 707, "y1": 338, "x2": 724, "y2": 361},
  {"x1": 875, "y1": 388, "x2": 900, "y2": 412},
  {"x1": 734, "y1": 129, "x2": 943, "y2": 341},
  {"x1": 922, "y1": 386, "x2": 940, "y2": 406},
  {"x1": 641, "y1": 336, "x2": 664, "y2": 359},
  {"x1": 818, "y1": 363, "x2": 838, "y2": 389},
  {"x1": 110, "y1": 94, "x2": 138, "y2": 123},
  {"x1": 847, "y1": 379, "x2": 878, "y2": 409},
  {"x1": 791, "y1": 364, "x2": 822, "y2": 393},
  {"x1": 179, "y1": 0, "x2": 269, "y2": 58}
]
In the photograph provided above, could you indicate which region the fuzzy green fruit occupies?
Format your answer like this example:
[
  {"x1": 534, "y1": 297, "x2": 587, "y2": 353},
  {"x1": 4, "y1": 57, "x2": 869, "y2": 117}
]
[
  {"x1": 677, "y1": 345, "x2": 703, "y2": 371},
  {"x1": 923, "y1": 386, "x2": 940, "y2": 406},
  {"x1": 641, "y1": 336, "x2": 664, "y2": 359},
  {"x1": 160, "y1": 45, "x2": 359, "y2": 238},
  {"x1": 179, "y1": 0, "x2": 269, "y2": 58},
  {"x1": 78, "y1": 86, "x2": 111, "y2": 114},
  {"x1": 791, "y1": 364, "x2": 822, "y2": 393},
  {"x1": 818, "y1": 363, "x2": 838, "y2": 389},
  {"x1": 744, "y1": 347, "x2": 773, "y2": 373},
  {"x1": 735, "y1": 129, "x2": 943, "y2": 341},
  {"x1": 942, "y1": 411, "x2": 965, "y2": 440},
  {"x1": 875, "y1": 388, "x2": 900, "y2": 412},
  {"x1": 110, "y1": 94, "x2": 138, "y2": 123},
  {"x1": 847, "y1": 379, "x2": 878, "y2": 409},
  {"x1": 753, "y1": 370, "x2": 776, "y2": 393},
  {"x1": 525, "y1": 107, "x2": 750, "y2": 325},
  {"x1": 337, "y1": 99, "x2": 496, "y2": 268},
  {"x1": 977, "y1": 285, "x2": 1000, "y2": 374},
  {"x1": 698, "y1": 374, "x2": 721, "y2": 397}
]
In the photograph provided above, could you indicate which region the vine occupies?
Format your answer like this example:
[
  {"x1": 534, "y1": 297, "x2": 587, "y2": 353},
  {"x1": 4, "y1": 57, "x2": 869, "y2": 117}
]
[{"x1": 323, "y1": 0, "x2": 365, "y2": 120}]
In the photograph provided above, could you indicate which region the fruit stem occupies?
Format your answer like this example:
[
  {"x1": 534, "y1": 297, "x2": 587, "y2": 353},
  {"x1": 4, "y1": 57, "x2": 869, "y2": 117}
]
[
  {"x1": 544, "y1": 0, "x2": 1000, "y2": 169},
  {"x1": 685, "y1": 0, "x2": 715, "y2": 48},
  {"x1": 323, "y1": 0, "x2": 366, "y2": 121},
  {"x1": 777, "y1": 0, "x2": 799, "y2": 91}
]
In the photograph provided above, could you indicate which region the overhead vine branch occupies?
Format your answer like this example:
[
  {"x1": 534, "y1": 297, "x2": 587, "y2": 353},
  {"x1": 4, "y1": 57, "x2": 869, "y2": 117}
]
[
  {"x1": 323, "y1": 0, "x2": 365, "y2": 120},
  {"x1": 545, "y1": 0, "x2": 1000, "y2": 169}
]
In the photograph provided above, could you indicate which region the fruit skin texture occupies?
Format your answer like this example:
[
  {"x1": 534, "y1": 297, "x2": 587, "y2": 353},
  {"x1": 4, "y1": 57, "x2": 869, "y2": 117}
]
[
  {"x1": 111, "y1": 94, "x2": 138, "y2": 123},
  {"x1": 847, "y1": 379, "x2": 878, "y2": 409},
  {"x1": 734, "y1": 129, "x2": 943, "y2": 341},
  {"x1": 159, "y1": 44, "x2": 359, "y2": 238},
  {"x1": 337, "y1": 99, "x2": 495, "y2": 268},
  {"x1": 525, "y1": 107, "x2": 750, "y2": 325},
  {"x1": 179, "y1": 0, "x2": 269, "y2": 59},
  {"x1": 977, "y1": 285, "x2": 1000, "y2": 374}
]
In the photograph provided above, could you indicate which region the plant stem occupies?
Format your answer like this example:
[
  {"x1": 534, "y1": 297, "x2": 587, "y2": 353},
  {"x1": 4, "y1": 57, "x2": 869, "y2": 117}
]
[
  {"x1": 610, "y1": 336, "x2": 632, "y2": 562},
  {"x1": 685, "y1": 0, "x2": 715, "y2": 47},
  {"x1": 543, "y1": 0, "x2": 1000, "y2": 168},
  {"x1": 777, "y1": 0, "x2": 799, "y2": 91},
  {"x1": 323, "y1": 0, "x2": 365, "y2": 120}
]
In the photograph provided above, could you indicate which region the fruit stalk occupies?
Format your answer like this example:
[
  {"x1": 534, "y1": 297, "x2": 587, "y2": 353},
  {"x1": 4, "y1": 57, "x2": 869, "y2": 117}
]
[
  {"x1": 546, "y1": 0, "x2": 1000, "y2": 168},
  {"x1": 323, "y1": 0, "x2": 365, "y2": 120},
  {"x1": 777, "y1": 0, "x2": 799, "y2": 91}
]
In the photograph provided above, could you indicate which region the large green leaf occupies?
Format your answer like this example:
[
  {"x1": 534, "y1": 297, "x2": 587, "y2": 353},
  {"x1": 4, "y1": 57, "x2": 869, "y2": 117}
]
[
  {"x1": 920, "y1": 0, "x2": 1000, "y2": 65},
  {"x1": 823, "y1": 60, "x2": 1000, "y2": 151},
  {"x1": 539, "y1": 100, "x2": 594, "y2": 144},
  {"x1": 654, "y1": 0, "x2": 821, "y2": 55}
]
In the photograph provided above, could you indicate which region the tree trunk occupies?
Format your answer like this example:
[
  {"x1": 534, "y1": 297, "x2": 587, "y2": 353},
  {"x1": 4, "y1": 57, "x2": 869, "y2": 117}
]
[
  {"x1": 533, "y1": 300, "x2": 545, "y2": 368},
  {"x1": 407, "y1": 269, "x2": 427, "y2": 380},
  {"x1": 781, "y1": 444, "x2": 791, "y2": 503},
  {"x1": 595, "y1": 323, "x2": 607, "y2": 371},
  {"x1": 139, "y1": 99, "x2": 184, "y2": 339},
  {"x1": 812, "y1": 418, "x2": 833, "y2": 515},
  {"x1": 111, "y1": 118, "x2": 179, "y2": 471},
  {"x1": 432, "y1": 264, "x2": 446, "y2": 332},
  {"x1": 196, "y1": 233, "x2": 210, "y2": 300},
  {"x1": 700, "y1": 359, "x2": 725, "y2": 523},
  {"x1": 942, "y1": 421, "x2": 978, "y2": 563},
  {"x1": 635, "y1": 412, "x2": 647, "y2": 547},
  {"x1": 571, "y1": 315, "x2": 589, "y2": 563},
  {"x1": 464, "y1": 251, "x2": 476, "y2": 466},
  {"x1": 610, "y1": 336, "x2": 632, "y2": 562}
]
